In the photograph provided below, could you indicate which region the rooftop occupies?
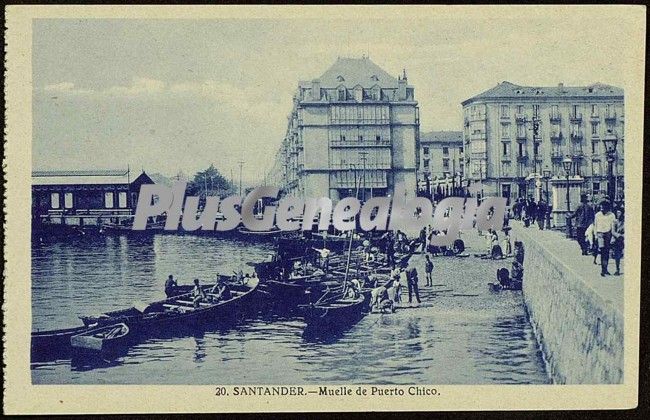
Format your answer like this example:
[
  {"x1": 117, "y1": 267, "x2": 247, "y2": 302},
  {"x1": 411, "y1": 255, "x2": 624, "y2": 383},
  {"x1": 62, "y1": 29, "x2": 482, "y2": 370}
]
[
  {"x1": 32, "y1": 169, "x2": 133, "y2": 186},
  {"x1": 420, "y1": 131, "x2": 464, "y2": 144},
  {"x1": 300, "y1": 57, "x2": 403, "y2": 89},
  {"x1": 462, "y1": 81, "x2": 624, "y2": 105}
]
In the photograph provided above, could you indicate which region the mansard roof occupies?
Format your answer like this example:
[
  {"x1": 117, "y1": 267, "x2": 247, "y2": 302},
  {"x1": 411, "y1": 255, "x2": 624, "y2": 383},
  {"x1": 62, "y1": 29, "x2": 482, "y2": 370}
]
[
  {"x1": 462, "y1": 81, "x2": 624, "y2": 105},
  {"x1": 300, "y1": 57, "x2": 401, "y2": 89}
]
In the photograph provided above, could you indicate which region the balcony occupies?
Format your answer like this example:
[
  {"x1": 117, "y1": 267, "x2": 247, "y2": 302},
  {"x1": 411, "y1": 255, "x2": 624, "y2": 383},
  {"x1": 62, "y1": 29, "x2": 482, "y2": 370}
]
[
  {"x1": 605, "y1": 112, "x2": 617, "y2": 123},
  {"x1": 517, "y1": 154, "x2": 528, "y2": 163},
  {"x1": 550, "y1": 113, "x2": 561, "y2": 123},
  {"x1": 533, "y1": 135, "x2": 542, "y2": 144},
  {"x1": 516, "y1": 133, "x2": 527, "y2": 142},
  {"x1": 551, "y1": 151, "x2": 563, "y2": 161},
  {"x1": 570, "y1": 131, "x2": 583, "y2": 141},
  {"x1": 572, "y1": 149, "x2": 584, "y2": 159},
  {"x1": 330, "y1": 139, "x2": 391, "y2": 148},
  {"x1": 501, "y1": 155, "x2": 512, "y2": 162},
  {"x1": 590, "y1": 113, "x2": 600, "y2": 123},
  {"x1": 500, "y1": 113, "x2": 510, "y2": 121},
  {"x1": 515, "y1": 113, "x2": 526, "y2": 123},
  {"x1": 569, "y1": 113, "x2": 583, "y2": 123},
  {"x1": 550, "y1": 132, "x2": 562, "y2": 143}
]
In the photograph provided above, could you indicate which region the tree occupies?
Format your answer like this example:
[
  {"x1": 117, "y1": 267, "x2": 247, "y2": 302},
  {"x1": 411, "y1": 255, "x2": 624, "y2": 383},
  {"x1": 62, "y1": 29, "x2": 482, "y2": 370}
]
[{"x1": 187, "y1": 164, "x2": 235, "y2": 198}]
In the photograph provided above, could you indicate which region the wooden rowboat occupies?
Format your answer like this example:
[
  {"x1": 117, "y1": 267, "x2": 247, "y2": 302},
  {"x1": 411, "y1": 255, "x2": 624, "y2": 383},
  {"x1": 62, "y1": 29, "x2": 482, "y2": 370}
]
[
  {"x1": 31, "y1": 325, "x2": 91, "y2": 359},
  {"x1": 70, "y1": 323, "x2": 130, "y2": 353},
  {"x1": 299, "y1": 294, "x2": 366, "y2": 332},
  {"x1": 79, "y1": 277, "x2": 260, "y2": 333}
]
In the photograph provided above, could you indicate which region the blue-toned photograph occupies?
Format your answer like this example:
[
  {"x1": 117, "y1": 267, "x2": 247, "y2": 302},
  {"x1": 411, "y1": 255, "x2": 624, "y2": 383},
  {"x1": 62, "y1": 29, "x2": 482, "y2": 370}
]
[{"x1": 30, "y1": 17, "x2": 624, "y2": 386}]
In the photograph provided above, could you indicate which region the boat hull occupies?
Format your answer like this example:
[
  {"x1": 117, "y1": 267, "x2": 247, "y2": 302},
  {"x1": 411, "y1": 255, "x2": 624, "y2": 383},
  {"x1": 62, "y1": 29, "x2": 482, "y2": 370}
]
[
  {"x1": 81, "y1": 278, "x2": 260, "y2": 336},
  {"x1": 70, "y1": 323, "x2": 130, "y2": 353}
]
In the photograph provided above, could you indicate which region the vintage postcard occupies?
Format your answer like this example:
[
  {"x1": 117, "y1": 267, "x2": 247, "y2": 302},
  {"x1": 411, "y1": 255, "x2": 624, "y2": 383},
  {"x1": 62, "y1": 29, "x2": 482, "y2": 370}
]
[{"x1": 3, "y1": 5, "x2": 645, "y2": 414}]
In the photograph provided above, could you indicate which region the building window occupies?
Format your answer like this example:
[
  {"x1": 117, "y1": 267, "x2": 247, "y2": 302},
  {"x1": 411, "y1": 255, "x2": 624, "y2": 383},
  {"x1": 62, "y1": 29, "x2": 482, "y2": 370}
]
[
  {"x1": 502, "y1": 142, "x2": 510, "y2": 156},
  {"x1": 459, "y1": 146, "x2": 463, "y2": 155},
  {"x1": 592, "y1": 122, "x2": 598, "y2": 136},
  {"x1": 118, "y1": 192, "x2": 128, "y2": 208},
  {"x1": 551, "y1": 105, "x2": 559, "y2": 115},
  {"x1": 516, "y1": 105, "x2": 523, "y2": 114},
  {"x1": 104, "y1": 192, "x2": 114, "y2": 208},
  {"x1": 443, "y1": 158, "x2": 449, "y2": 170},
  {"x1": 592, "y1": 141, "x2": 599, "y2": 155},
  {"x1": 338, "y1": 89, "x2": 346, "y2": 101},
  {"x1": 533, "y1": 143, "x2": 540, "y2": 156},
  {"x1": 64, "y1": 192, "x2": 74, "y2": 209},
  {"x1": 572, "y1": 105, "x2": 579, "y2": 117},
  {"x1": 424, "y1": 159, "x2": 430, "y2": 169},
  {"x1": 442, "y1": 146, "x2": 449, "y2": 156},
  {"x1": 591, "y1": 104, "x2": 597, "y2": 116},
  {"x1": 376, "y1": 135, "x2": 381, "y2": 143},
  {"x1": 50, "y1": 192, "x2": 60, "y2": 209},
  {"x1": 500, "y1": 104, "x2": 509, "y2": 117},
  {"x1": 358, "y1": 135, "x2": 363, "y2": 142},
  {"x1": 532, "y1": 105, "x2": 540, "y2": 117},
  {"x1": 340, "y1": 134, "x2": 346, "y2": 142},
  {"x1": 518, "y1": 143, "x2": 524, "y2": 156},
  {"x1": 593, "y1": 182, "x2": 600, "y2": 194},
  {"x1": 423, "y1": 147, "x2": 429, "y2": 156}
]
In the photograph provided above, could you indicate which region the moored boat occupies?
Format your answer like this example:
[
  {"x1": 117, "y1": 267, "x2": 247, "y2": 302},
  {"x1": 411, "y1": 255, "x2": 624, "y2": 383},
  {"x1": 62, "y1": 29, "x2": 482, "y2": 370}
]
[
  {"x1": 299, "y1": 293, "x2": 366, "y2": 331},
  {"x1": 31, "y1": 325, "x2": 91, "y2": 359},
  {"x1": 79, "y1": 277, "x2": 260, "y2": 333},
  {"x1": 70, "y1": 323, "x2": 130, "y2": 353}
]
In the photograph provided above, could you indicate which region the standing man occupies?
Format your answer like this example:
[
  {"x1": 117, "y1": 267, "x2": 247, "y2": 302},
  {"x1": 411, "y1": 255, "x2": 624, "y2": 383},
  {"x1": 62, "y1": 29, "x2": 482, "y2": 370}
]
[
  {"x1": 424, "y1": 254, "x2": 434, "y2": 287},
  {"x1": 594, "y1": 200, "x2": 616, "y2": 276},
  {"x1": 164, "y1": 274, "x2": 177, "y2": 298},
  {"x1": 536, "y1": 199, "x2": 547, "y2": 230},
  {"x1": 406, "y1": 266, "x2": 421, "y2": 305},
  {"x1": 569, "y1": 194, "x2": 595, "y2": 255},
  {"x1": 386, "y1": 234, "x2": 395, "y2": 268}
]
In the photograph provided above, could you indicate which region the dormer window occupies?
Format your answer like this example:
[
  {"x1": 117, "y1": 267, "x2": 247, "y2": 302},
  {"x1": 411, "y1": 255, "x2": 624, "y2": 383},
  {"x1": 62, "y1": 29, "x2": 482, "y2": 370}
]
[
  {"x1": 338, "y1": 88, "x2": 346, "y2": 101},
  {"x1": 336, "y1": 75, "x2": 345, "y2": 82}
]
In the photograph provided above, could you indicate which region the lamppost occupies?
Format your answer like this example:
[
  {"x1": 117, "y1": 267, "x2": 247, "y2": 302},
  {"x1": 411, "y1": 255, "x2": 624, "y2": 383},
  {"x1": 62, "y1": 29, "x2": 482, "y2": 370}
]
[
  {"x1": 562, "y1": 156, "x2": 573, "y2": 237},
  {"x1": 543, "y1": 166, "x2": 551, "y2": 229},
  {"x1": 603, "y1": 129, "x2": 618, "y2": 204}
]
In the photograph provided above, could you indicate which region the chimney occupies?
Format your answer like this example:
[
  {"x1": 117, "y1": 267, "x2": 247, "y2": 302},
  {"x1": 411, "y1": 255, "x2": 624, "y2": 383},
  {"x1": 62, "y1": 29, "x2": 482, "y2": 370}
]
[
  {"x1": 311, "y1": 79, "x2": 321, "y2": 101},
  {"x1": 398, "y1": 76, "x2": 407, "y2": 101}
]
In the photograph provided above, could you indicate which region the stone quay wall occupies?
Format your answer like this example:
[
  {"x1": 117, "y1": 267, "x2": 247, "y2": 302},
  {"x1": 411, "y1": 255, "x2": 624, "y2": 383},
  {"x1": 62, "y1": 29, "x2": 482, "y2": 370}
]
[{"x1": 510, "y1": 223, "x2": 624, "y2": 384}]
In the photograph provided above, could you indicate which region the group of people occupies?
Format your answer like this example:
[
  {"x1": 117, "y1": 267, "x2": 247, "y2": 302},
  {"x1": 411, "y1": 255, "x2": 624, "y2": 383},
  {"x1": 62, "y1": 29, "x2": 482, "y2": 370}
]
[
  {"x1": 512, "y1": 196, "x2": 551, "y2": 230},
  {"x1": 369, "y1": 257, "x2": 424, "y2": 313},
  {"x1": 484, "y1": 228, "x2": 513, "y2": 259},
  {"x1": 164, "y1": 273, "x2": 243, "y2": 308},
  {"x1": 570, "y1": 194, "x2": 624, "y2": 277}
]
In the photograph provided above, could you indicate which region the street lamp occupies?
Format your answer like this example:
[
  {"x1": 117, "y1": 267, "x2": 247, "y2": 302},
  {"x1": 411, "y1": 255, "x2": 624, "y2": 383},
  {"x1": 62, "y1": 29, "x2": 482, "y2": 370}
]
[
  {"x1": 562, "y1": 156, "x2": 573, "y2": 237},
  {"x1": 543, "y1": 166, "x2": 551, "y2": 229},
  {"x1": 603, "y1": 130, "x2": 618, "y2": 204}
]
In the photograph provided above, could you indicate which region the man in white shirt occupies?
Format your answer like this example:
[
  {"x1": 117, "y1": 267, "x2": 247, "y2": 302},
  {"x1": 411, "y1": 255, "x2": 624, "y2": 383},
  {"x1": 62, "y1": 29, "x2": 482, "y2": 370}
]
[{"x1": 594, "y1": 200, "x2": 616, "y2": 276}]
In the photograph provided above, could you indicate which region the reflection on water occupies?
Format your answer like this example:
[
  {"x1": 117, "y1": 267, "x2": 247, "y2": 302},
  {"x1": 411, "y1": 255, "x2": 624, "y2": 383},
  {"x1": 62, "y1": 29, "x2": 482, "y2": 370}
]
[{"x1": 31, "y1": 234, "x2": 549, "y2": 385}]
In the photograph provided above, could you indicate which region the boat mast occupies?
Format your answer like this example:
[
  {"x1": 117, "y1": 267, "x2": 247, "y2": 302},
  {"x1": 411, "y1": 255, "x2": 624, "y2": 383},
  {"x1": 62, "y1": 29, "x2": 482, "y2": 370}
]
[{"x1": 343, "y1": 228, "x2": 355, "y2": 289}]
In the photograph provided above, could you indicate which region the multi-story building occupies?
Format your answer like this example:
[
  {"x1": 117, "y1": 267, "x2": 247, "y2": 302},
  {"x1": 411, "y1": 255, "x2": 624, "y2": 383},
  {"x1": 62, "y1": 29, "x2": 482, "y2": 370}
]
[
  {"x1": 269, "y1": 57, "x2": 420, "y2": 201},
  {"x1": 461, "y1": 81, "x2": 624, "y2": 202},
  {"x1": 418, "y1": 131, "x2": 464, "y2": 196}
]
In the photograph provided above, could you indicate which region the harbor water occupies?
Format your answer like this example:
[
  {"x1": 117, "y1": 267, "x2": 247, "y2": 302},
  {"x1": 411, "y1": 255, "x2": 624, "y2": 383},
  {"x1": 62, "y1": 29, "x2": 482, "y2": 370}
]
[{"x1": 31, "y1": 233, "x2": 550, "y2": 384}]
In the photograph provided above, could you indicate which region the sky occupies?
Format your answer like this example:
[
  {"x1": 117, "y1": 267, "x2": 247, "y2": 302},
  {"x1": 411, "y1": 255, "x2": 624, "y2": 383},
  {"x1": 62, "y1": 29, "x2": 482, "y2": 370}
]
[{"x1": 32, "y1": 15, "x2": 634, "y2": 183}]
